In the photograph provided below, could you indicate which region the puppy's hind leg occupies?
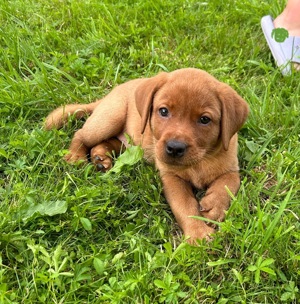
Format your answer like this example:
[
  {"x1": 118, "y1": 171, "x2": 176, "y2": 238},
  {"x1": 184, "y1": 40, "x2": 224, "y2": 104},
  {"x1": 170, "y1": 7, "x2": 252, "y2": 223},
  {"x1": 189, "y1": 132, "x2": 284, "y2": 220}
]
[
  {"x1": 65, "y1": 97, "x2": 127, "y2": 163},
  {"x1": 90, "y1": 138, "x2": 124, "y2": 172}
]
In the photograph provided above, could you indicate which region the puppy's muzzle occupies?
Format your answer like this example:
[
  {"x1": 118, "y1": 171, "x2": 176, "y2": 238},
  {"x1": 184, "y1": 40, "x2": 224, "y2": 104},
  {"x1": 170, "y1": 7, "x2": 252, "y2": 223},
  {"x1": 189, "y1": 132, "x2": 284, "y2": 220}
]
[{"x1": 165, "y1": 140, "x2": 187, "y2": 158}]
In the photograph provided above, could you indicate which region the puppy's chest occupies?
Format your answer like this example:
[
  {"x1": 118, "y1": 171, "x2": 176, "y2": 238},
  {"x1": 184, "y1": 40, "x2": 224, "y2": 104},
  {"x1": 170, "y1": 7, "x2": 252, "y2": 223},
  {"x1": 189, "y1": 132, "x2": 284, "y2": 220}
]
[
  {"x1": 184, "y1": 152, "x2": 239, "y2": 189},
  {"x1": 179, "y1": 166, "x2": 217, "y2": 190}
]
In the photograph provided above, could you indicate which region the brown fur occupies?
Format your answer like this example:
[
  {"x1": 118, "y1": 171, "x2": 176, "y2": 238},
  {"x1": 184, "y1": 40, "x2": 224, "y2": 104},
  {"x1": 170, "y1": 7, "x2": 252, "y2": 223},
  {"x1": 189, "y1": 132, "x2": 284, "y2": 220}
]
[{"x1": 45, "y1": 68, "x2": 249, "y2": 243}]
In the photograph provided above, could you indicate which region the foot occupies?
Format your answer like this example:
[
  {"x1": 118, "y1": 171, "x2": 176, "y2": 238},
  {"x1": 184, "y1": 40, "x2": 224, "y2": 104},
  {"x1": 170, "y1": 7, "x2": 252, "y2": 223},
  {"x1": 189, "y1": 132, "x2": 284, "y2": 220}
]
[
  {"x1": 90, "y1": 138, "x2": 124, "y2": 172},
  {"x1": 184, "y1": 224, "x2": 215, "y2": 245},
  {"x1": 274, "y1": 14, "x2": 300, "y2": 37},
  {"x1": 90, "y1": 144, "x2": 114, "y2": 172}
]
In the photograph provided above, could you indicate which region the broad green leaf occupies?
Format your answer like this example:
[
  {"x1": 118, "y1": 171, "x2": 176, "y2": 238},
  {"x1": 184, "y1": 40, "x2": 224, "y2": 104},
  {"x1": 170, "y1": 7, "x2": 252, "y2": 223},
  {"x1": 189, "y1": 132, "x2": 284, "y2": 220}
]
[
  {"x1": 112, "y1": 252, "x2": 125, "y2": 264},
  {"x1": 261, "y1": 267, "x2": 276, "y2": 276},
  {"x1": 164, "y1": 273, "x2": 173, "y2": 286},
  {"x1": 80, "y1": 217, "x2": 92, "y2": 231},
  {"x1": 248, "y1": 265, "x2": 257, "y2": 272},
  {"x1": 0, "y1": 283, "x2": 7, "y2": 293},
  {"x1": 109, "y1": 145, "x2": 143, "y2": 174},
  {"x1": 45, "y1": 200, "x2": 68, "y2": 216},
  {"x1": 22, "y1": 200, "x2": 68, "y2": 221},
  {"x1": 232, "y1": 268, "x2": 243, "y2": 285},
  {"x1": 0, "y1": 148, "x2": 8, "y2": 158},
  {"x1": 255, "y1": 269, "x2": 261, "y2": 284},
  {"x1": 154, "y1": 279, "x2": 167, "y2": 289},
  {"x1": 256, "y1": 256, "x2": 263, "y2": 266},
  {"x1": 177, "y1": 291, "x2": 188, "y2": 298},
  {"x1": 109, "y1": 277, "x2": 117, "y2": 287},
  {"x1": 245, "y1": 140, "x2": 260, "y2": 153},
  {"x1": 281, "y1": 292, "x2": 293, "y2": 301},
  {"x1": 260, "y1": 258, "x2": 275, "y2": 268},
  {"x1": 93, "y1": 258, "x2": 105, "y2": 275}
]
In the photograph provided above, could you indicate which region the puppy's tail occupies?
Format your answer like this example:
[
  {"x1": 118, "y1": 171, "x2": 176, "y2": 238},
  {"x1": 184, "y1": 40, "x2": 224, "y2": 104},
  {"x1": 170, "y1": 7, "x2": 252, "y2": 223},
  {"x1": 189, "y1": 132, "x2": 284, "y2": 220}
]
[{"x1": 45, "y1": 100, "x2": 100, "y2": 130}]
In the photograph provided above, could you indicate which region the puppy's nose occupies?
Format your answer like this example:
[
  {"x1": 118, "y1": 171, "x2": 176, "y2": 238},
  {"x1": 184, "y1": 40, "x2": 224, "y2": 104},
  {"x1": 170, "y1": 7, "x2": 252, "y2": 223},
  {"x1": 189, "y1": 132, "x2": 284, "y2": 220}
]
[{"x1": 166, "y1": 140, "x2": 187, "y2": 158}]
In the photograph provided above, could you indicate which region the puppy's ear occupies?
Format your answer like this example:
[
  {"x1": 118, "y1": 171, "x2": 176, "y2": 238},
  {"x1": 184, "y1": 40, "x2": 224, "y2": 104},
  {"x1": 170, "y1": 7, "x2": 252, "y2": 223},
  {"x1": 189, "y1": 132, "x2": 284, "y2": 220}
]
[
  {"x1": 135, "y1": 72, "x2": 168, "y2": 133},
  {"x1": 218, "y1": 84, "x2": 249, "y2": 150}
]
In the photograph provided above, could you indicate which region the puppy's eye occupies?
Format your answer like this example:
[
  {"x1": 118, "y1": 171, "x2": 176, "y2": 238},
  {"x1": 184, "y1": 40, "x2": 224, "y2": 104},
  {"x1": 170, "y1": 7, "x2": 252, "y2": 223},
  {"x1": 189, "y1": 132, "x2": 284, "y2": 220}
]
[
  {"x1": 159, "y1": 107, "x2": 169, "y2": 117},
  {"x1": 199, "y1": 116, "x2": 211, "y2": 125}
]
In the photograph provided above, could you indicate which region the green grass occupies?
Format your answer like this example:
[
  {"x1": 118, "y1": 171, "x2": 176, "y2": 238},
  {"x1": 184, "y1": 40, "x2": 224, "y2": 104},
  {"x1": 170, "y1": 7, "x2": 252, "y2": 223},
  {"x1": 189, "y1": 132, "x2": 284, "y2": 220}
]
[{"x1": 0, "y1": 0, "x2": 299, "y2": 303}]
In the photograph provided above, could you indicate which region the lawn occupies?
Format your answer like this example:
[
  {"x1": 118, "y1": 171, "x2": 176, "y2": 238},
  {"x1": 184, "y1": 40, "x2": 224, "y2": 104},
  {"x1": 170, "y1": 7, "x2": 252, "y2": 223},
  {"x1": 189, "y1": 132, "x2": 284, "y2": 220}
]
[{"x1": 0, "y1": 0, "x2": 299, "y2": 303}]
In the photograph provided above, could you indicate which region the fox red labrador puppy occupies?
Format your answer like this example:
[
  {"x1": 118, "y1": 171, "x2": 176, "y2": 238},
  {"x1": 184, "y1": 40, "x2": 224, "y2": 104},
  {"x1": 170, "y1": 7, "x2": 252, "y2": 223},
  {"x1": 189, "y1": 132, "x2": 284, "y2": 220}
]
[{"x1": 45, "y1": 68, "x2": 249, "y2": 243}]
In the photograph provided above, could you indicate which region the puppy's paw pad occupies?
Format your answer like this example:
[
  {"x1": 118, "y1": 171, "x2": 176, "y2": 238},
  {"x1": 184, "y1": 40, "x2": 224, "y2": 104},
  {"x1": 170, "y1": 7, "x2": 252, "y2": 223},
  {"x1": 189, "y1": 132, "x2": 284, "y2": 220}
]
[
  {"x1": 91, "y1": 154, "x2": 112, "y2": 172},
  {"x1": 90, "y1": 145, "x2": 113, "y2": 172}
]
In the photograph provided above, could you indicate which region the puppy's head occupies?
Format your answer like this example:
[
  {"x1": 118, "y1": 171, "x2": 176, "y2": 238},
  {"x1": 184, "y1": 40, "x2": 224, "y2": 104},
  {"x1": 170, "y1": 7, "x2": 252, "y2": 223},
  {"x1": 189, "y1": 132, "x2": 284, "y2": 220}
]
[{"x1": 135, "y1": 68, "x2": 249, "y2": 166}]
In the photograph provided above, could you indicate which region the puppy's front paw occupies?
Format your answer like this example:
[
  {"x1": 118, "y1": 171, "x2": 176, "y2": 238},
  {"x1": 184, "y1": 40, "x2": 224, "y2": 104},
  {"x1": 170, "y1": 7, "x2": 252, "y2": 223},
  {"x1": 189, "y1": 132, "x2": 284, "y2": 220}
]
[
  {"x1": 200, "y1": 208, "x2": 225, "y2": 224},
  {"x1": 90, "y1": 145, "x2": 113, "y2": 172},
  {"x1": 199, "y1": 197, "x2": 228, "y2": 223},
  {"x1": 184, "y1": 224, "x2": 215, "y2": 245}
]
